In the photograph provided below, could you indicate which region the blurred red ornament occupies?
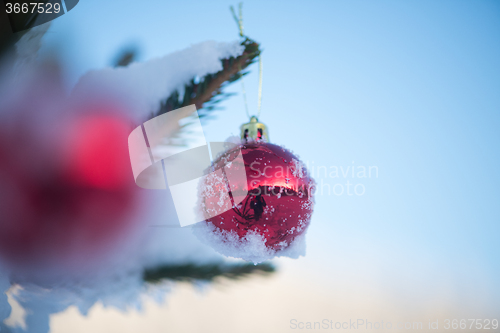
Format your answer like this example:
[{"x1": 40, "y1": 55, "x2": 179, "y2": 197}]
[
  {"x1": 201, "y1": 139, "x2": 315, "y2": 252},
  {"x1": 0, "y1": 109, "x2": 139, "y2": 269}
]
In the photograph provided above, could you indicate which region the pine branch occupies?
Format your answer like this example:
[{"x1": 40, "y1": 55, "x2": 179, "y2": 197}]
[
  {"x1": 113, "y1": 48, "x2": 138, "y2": 67},
  {"x1": 143, "y1": 262, "x2": 275, "y2": 283},
  {"x1": 153, "y1": 37, "x2": 261, "y2": 120}
]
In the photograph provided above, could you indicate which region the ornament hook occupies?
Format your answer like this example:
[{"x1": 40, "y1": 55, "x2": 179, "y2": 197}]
[{"x1": 240, "y1": 116, "x2": 269, "y2": 143}]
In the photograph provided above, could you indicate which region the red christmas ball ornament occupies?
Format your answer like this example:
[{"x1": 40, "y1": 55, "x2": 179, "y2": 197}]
[
  {"x1": 195, "y1": 117, "x2": 315, "y2": 263},
  {"x1": 0, "y1": 109, "x2": 140, "y2": 272}
]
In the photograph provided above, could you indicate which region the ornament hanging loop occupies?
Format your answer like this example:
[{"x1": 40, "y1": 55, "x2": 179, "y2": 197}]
[
  {"x1": 257, "y1": 55, "x2": 263, "y2": 118},
  {"x1": 230, "y1": 3, "x2": 245, "y2": 37},
  {"x1": 231, "y1": 3, "x2": 267, "y2": 142}
]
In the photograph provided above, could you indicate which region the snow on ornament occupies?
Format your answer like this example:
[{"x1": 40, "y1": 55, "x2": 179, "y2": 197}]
[{"x1": 194, "y1": 116, "x2": 315, "y2": 263}]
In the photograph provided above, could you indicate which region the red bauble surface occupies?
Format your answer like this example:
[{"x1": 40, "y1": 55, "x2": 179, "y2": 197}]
[{"x1": 200, "y1": 142, "x2": 315, "y2": 252}]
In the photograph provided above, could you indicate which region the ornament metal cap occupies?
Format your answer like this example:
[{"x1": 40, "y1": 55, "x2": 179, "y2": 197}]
[{"x1": 240, "y1": 116, "x2": 269, "y2": 143}]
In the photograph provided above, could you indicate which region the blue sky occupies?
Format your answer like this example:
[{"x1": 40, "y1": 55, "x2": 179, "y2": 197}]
[{"x1": 39, "y1": 0, "x2": 500, "y2": 328}]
